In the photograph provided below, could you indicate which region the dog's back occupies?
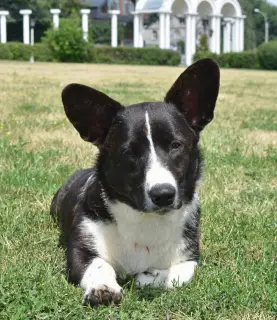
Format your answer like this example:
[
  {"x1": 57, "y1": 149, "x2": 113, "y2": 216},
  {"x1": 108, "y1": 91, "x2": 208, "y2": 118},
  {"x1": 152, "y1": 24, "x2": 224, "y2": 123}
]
[{"x1": 50, "y1": 168, "x2": 95, "y2": 241}]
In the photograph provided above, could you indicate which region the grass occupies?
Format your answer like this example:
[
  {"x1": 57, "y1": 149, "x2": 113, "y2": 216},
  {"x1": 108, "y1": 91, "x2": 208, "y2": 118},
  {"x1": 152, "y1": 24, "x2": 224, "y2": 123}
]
[{"x1": 0, "y1": 61, "x2": 276, "y2": 320}]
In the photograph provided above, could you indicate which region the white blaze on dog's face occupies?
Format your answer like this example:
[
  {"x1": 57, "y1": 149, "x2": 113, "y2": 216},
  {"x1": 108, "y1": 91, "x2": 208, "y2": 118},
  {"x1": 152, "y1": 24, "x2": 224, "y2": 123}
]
[
  {"x1": 145, "y1": 111, "x2": 178, "y2": 202},
  {"x1": 144, "y1": 111, "x2": 179, "y2": 210},
  {"x1": 62, "y1": 59, "x2": 220, "y2": 214}
]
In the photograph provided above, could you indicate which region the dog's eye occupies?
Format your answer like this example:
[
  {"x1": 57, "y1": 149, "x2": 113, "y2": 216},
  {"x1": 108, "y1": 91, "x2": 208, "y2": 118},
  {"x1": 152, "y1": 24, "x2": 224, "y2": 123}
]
[
  {"x1": 171, "y1": 141, "x2": 182, "y2": 150},
  {"x1": 124, "y1": 151, "x2": 136, "y2": 161}
]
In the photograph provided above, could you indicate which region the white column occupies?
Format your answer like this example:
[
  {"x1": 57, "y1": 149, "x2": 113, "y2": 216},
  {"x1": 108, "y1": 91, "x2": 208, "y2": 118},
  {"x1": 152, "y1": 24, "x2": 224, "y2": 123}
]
[
  {"x1": 235, "y1": 18, "x2": 240, "y2": 52},
  {"x1": 223, "y1": 18, "x2": 232, "y2": 53},
  {"x1": 165, "y1": 13, "x2": 170, "y2": 49},
  {"x1": 138, "y1": 14, "x2": 144, "y2": 48},
  {"x1": 231, "y1": 19, "x2": 235, "y2": 52},
  {"x1": 239, "y1": 16, "x2": 245, "y2": 51},
  {"x1": 80, "y1": 9, "x2": 91, "y2": 42},
  {"x1": 133, "y1": 13, "x2": 139, "y2": 48},
  {"x1": 185, "y1": 13, "x2": 198, "y2": 65},
  {"x1": 19, "y1": 10, "x2": 32, "y2": 44},
  {"x1": 210, "y1": 16, "x2": 217, "y2": 52},
  {"x1": 190, "y1": 14, "x2": 197, "y2": 61},
  {"x1": 50, "y1": 9, "x2": 61, "y2": 30},
  {"x1": 0, "y1": 11, "x2": 9, "y2": 43},
  {"x1": 215, "y1": 16, "x2": 221, "y2": 54},
  {"x1": 231, "y1": 18, "x2": 240, "y2": 52},
  {"x1": 109, "y1": 10, "x2": 120, "y2": 47},
  {"x1": 185, "y1": 14, "x2": 191, "y2": 66},
  {"x1": 159, "y1": 12, "x2": 165, "y2": 49}
]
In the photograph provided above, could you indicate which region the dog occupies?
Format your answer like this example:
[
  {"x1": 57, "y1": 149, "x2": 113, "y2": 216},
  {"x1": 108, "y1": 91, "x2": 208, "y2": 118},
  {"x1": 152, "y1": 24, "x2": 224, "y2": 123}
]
[{"x1": 50, "y1": 58, "x2": 220, "y2": 307}]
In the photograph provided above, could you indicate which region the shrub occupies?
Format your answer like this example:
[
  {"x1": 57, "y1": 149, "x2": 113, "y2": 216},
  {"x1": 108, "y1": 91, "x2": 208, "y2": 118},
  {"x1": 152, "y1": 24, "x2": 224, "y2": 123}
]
[
  {"x1": 96, "y1": 47, "x2": 180, "y2": 66},
  {"x1": 0, "y1": 42, "x2": 53, "y2": 62},
  {"x1": 42, "y1": 18, "x2": 96, "y2": 62},
  {"x1": 85, "y1": 43, "x2": 97, "y2": 63},
  {"x1": 258, "y1": 41, "x2": 277, "y2": 70},
  {"x1": 177, "y1": 40, "x2": 185, "y2": 54},
  {"x1": 219, "y1": 51, "x2": 259, "y2": 69},
  {"x1": 193, "y1": 51, "x2": 219, "y2": 63},
  {"x1": 197, "y1": 34, "x2": 209, "y2": 52},
  {"x1": 0, "y1": 43, "x2": 13, "y2": 59},
  {"x1": 193, "y1": 50, "x2": 259, "y2": 69},
  {"x1": 8, "y1": 42, "x2": 32, "y2": 61},
  {"x1": 33, "y1": 43, "x2": 54, "y2": 62}
]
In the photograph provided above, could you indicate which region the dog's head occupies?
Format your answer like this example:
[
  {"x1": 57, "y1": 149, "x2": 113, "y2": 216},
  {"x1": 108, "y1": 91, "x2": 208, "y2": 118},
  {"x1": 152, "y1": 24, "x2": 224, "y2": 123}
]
[{"x1": 62, "y1": 59, "x2": 220, "y2": 214}]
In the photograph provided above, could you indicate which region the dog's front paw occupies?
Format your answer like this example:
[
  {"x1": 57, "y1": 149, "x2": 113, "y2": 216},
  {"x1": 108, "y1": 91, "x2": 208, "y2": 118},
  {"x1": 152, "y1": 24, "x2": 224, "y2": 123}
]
[
  {"x1": 135, "y1": 270, "x2": 166, "y2": 287},
  {"x1": 135, "y1": 261, "x2": 197, "y2": 288},
  {"x1": 83, "y1": 282, "x2": 123, "y2": 307}
]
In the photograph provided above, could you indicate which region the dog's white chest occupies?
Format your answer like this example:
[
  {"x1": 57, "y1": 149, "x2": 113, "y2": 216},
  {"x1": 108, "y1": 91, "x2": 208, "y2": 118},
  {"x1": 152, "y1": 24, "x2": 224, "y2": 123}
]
[
  {"x1": 107, "y1": 218, "x2": 181, "y2": 275},
  {"x1": 80, "y1": 202, "x2": 192, "y2": 276}
]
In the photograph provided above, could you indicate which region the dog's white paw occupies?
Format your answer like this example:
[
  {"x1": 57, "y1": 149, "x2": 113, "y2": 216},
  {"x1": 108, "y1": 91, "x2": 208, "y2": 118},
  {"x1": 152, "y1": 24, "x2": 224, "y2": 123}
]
[
  {"x1": 135, "y1": 261, "x2": 198, "y2": 288},
  {"x1": 83, "y1": 282, "x2": 123, "y2": 306},
  {"x1": 135, "y1": 270, "x2": 166, "y2": 287},
  {"x1": 80, "y1": 258, "x2": 123, "y2": 306}
]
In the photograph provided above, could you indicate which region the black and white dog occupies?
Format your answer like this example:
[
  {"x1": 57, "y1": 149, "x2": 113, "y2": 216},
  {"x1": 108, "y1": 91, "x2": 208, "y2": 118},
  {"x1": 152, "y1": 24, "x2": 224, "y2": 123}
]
[{"x1": 50, "y1": 58, "x2": 220, "y2": 306}]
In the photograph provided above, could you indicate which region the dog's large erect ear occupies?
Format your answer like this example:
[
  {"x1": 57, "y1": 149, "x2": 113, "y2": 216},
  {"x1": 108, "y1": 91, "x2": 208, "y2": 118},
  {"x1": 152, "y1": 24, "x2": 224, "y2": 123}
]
[
  {"x1": 62, "y1": 84, "x2": 123, "y2": 146},
  {"x1": 165, "y1": 58, "x2": 220, "y2": 132}
]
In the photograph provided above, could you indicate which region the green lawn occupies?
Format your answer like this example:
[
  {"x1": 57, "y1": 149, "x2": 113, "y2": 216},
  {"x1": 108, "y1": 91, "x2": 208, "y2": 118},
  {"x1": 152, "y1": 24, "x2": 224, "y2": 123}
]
[{"x1": 0, "y1": 61, "x2": 276, "y2": 320}]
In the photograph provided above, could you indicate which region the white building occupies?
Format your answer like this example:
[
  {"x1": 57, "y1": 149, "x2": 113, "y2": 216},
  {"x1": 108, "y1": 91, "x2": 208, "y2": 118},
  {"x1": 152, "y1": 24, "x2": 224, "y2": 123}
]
[{"x1": 133, "y1": 0, "x2": 245, "y2": 65}]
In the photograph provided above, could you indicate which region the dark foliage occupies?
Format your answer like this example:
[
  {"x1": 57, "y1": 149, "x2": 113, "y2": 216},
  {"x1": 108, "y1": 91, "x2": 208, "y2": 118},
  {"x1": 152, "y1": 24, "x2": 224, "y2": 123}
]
[
  {"x1": 257, "y1": 40, "x2": 277, "y2": 70},
  {"x1": 193, "y1": 50, "x2": 259, "y2": 69}
]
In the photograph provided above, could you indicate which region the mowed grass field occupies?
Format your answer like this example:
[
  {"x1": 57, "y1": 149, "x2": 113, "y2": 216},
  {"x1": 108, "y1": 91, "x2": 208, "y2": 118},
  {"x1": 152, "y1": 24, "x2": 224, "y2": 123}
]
[{"x1": 0, "y1": 61, "x2": 276, "y2": 320}]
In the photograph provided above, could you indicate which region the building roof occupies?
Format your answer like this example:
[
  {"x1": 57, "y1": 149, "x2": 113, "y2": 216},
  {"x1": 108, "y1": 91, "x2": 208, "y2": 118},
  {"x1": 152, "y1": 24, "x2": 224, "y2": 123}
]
[
  {"x1": 142, "y1": 0, "x2": 163, "y2": 11},
  {"x1": 83, "y1": 0, "x2": 106, "y2": 8}
]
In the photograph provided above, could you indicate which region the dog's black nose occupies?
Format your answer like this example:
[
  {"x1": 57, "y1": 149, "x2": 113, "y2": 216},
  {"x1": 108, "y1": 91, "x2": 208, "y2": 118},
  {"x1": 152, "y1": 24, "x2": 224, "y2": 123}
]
[{"x1": 149, "y1": 184, "x2": 176, "y2": 207}]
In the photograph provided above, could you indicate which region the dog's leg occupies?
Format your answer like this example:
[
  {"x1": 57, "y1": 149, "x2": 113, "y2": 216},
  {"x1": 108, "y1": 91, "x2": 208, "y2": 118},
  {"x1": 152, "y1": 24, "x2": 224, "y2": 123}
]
[
  {"x1": 67, "y1": 244, "x2": 123, "y2": 306},
  {"x1": 80, "y1": 258, "x2": 123, "y2": 306},
  {"x1": 135, "y1": 261, "x2": 197, "y2": 288}
]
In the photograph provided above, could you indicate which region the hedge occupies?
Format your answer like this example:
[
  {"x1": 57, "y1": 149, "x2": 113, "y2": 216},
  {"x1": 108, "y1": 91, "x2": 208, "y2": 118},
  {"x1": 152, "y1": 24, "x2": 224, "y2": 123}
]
[
  {"x1": 193, "y1": 50, "x2": 259, "y2": 69},
  {"x1": 193, "y1": 51, "x2": 219, "y2": 64},
  {"x1": 220, "y1": 51, "x2": 259, "y2": 69},
  {"x1": 258, "y1": 41, "x2": 277, "y2": 70},
  {"x1": 3, "y1": 42, "x2": 277, "y2": 70},
  {"x1": 0, "y1": 42, "x2": 181, "y2": 66},
  {"x1": 96, "y1": 47, "x2": 181, "y2": 66},
  {"x1": 0, "y1": 42, "x2": 53, "y2": 62},
  {"x1": 32, "y1": 43, "x2": 55, "y2": 62}
]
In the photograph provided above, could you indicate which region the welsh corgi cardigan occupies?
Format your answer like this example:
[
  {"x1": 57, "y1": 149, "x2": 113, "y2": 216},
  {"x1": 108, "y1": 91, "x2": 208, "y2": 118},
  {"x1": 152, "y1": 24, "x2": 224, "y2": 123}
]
[{"x1": 51, "y1": 58, "x2": 220, "y2": 306}]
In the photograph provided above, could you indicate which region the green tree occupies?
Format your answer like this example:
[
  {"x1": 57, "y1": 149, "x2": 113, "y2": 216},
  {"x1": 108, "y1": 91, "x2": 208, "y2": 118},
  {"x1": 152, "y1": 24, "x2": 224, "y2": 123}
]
[
  {"x1": 0, "y1": 0, "x2": 84, "y2": 22},
  {"x1": 42, "y1": 16, "x2": 96, "y2": 62},
  {"x1": 239, "y1": 0, "x2": 277, "y2": 49},
  {"x1": 196, "y1": 34, "x2": 209, "y2": 52},
  {"x1": 91, "y1": 21, "x2": 124, "y2": 45}
]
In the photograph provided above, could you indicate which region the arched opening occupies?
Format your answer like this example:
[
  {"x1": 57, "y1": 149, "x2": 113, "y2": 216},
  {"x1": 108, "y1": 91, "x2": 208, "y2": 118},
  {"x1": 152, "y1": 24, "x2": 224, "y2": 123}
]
[
  {"x1": 220, "y1": 2, "x2": 238, "y2": 53},
  {"x1": 171, "y1": 0, "x2": 188, "y2": 16},
  {"x1": 196, "y1": 1, "x2": 215, "y2": 51},
  {"x1": 221, "y1": 2, "x2": 237, "y2": 17},
  {"x1": 197, "y1": 0, "x2": 213, "y2": 16},
  {"x1": 170, "y1": 0, "x2": 189, "y2": 51}
]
